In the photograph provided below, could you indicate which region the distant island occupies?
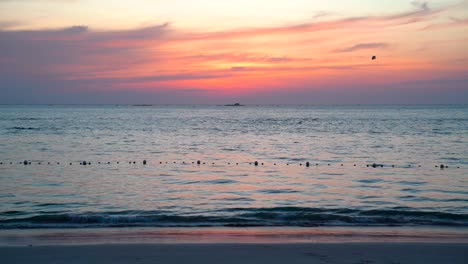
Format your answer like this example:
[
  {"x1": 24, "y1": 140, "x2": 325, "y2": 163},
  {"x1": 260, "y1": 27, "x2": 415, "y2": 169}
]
[{"x1": 224, "y1": 103, "x2": 244, "y2": 106}]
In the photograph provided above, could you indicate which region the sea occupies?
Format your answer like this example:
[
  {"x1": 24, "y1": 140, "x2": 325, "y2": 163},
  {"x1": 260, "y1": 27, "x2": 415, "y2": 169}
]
[{"x1": 0, "y1": 105, "x2": 467, "y2": 232}]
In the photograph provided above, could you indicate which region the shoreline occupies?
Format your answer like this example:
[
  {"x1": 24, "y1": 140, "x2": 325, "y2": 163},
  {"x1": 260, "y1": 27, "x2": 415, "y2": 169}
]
[
  {"x1": 2, "y1": 243, "x2": 467, "y2": 264},
  {"x1": 1, "y1": 226, "x2": 467, "y2": 246}
]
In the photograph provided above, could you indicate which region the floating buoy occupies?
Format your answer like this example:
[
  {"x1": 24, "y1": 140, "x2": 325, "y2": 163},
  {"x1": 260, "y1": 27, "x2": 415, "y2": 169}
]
[
  {"x1": 23, "y1": 160, "x2": 28, "y2": 165},
  {"x1": 254, "y1": 161, "x2": 258, "y2": 166},
  {"x1": 197, "y1": 160, "x2": 201, "y2": 165},
  {"x1": 306, "y1": 162, "x2": 310, "y2": 167},
  {"x1": 440, "y1": 164, "x2": 445, "y2": 169},
  {"x1": 143, "y1": 160, "x2": 147, "y2": 165}
]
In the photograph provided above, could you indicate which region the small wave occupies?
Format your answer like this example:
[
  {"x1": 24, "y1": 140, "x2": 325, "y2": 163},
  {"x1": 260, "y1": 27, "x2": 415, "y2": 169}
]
[
  {"x1": 0, "y1": 207, "x2": 467, "y2": 229},
  {"x1": 258, "y1": 189, "x2": 299, "y2": 194},
  {"x1": 204, "y1": 179, "x2": 238, "y2": 184},
  {"x1": 397, "y1": 181, "x2": 427, "y2": 186},
  {"x1": 221, "y1": 197, "x2": 256, "y2": 202},
  {"x1": 8, "y1": 127, "x2": 40, "y2": 130},
  {"x1": 357, "y1": 179, "x2": 384, "y2": 184}
]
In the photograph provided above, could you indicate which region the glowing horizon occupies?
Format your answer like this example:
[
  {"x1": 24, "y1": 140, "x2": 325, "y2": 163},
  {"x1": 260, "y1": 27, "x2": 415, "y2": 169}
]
[{"x1": 0, "y1": 0, "x2": 467, "y2": 104}]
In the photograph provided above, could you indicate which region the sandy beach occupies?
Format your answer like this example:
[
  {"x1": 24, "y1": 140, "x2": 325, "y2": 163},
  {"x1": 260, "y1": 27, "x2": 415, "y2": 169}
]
[{"x1": 2, "y1": 243, "x2": 467, "y2": 264}]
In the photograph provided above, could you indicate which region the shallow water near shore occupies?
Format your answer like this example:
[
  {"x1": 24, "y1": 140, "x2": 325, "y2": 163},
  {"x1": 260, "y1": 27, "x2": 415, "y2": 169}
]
[
  {"x1": 0, "y1": 105, "x2": 467, "y2": 229},
  {"x1": 1, "y1": 226, "x2": 468, "y2": 246}
]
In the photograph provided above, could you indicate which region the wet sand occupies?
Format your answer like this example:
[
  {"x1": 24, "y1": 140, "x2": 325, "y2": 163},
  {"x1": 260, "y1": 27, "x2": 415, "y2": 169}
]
[{"x1": 2, "y1": 243, "x2": 467, "y2": 264}]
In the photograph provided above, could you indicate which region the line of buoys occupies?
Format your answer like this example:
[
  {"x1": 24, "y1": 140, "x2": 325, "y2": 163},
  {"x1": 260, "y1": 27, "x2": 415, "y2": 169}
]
[{"x1": 1, "y1": 160, "x2": 461, "y2": 169}]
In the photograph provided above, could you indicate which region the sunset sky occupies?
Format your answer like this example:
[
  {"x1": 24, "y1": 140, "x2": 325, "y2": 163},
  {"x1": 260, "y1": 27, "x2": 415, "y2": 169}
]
[{"x1": 0, "y1": 0, "x2": 467, "y2": 104}]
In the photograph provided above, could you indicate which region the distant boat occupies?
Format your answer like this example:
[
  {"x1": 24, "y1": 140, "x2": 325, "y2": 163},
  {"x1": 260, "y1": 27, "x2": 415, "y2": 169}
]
[{"x1": 224, "y1": 103, "x2": 244, "y2": 106}]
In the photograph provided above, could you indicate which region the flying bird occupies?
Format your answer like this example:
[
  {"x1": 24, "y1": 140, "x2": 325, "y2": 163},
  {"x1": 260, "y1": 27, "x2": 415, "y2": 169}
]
[{"x1": 372, "y1": 56, "x2": 376, "y2": 60}]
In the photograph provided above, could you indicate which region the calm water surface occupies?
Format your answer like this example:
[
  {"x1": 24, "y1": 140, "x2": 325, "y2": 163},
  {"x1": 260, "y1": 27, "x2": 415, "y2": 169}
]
[{"x1": 0, "y1": 105, "x2": 467, "y2": 228}]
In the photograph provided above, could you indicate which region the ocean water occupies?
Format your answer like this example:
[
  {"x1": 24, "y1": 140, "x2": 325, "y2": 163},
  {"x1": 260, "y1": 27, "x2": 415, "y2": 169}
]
[{"x1": 0, "y1": 105, "x2": 467, "y2": 229}]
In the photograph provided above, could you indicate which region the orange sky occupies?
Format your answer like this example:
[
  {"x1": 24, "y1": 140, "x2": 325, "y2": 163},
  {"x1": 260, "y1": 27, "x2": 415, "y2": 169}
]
[{"x1": 0, "y1": 0, "x2": 467, "y2": 104}]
